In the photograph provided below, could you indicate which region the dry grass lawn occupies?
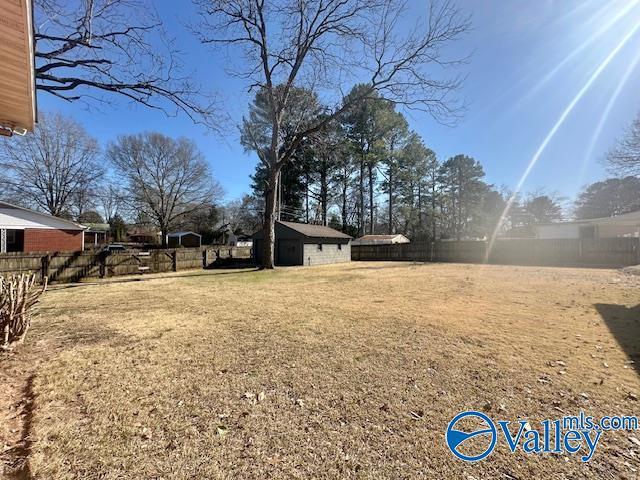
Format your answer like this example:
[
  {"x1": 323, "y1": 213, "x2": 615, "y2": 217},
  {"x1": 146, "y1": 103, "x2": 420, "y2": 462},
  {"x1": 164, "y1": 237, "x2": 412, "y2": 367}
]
[{"x1": 1, "y1": 262, "x2": 639, "y2": 479}]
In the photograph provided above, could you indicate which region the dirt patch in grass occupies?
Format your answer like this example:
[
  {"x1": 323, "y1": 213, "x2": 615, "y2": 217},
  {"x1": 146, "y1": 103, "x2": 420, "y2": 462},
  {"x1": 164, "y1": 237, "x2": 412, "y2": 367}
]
[{"x1": 1, "y1": 263, "x2": 639, "y2": 479}]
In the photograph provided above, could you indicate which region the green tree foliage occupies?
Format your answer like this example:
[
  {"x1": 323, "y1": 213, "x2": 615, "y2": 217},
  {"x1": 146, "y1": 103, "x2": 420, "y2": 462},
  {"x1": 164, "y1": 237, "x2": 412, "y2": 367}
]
[
  {"x1": 524, "y1": 195, "x2": 563, "y2": 224},
  {"x1": 341, "y1": 86, "x2": 400, "y2": 235},
  {"x1": 438, "y1": 155, "x2": 488, "y2": 240},
  {"x1": 109, "y1": 214, "x2": 127, "y2": 242},
  {"x1": 244, "y1": 86, "x2": 321, "y2": 222},
  {"x1": 574, "y1": 177, "x2": 640, "y2": 219},
  {"x1": 395, "y1": 133, "x2": 436, "y2": 238},
  {"x1": 379, "y1": 111, "x2": 409, "y2": 234},
  {"x1": 243, "y1": 84, "x2": 506, "y2": 242}
]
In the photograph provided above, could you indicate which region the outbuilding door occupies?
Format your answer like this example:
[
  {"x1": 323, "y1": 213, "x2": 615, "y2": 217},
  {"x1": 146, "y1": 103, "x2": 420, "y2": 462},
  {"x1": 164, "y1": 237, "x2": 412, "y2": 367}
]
[{"x1": 277, "y1": 239, "x2": 300, "y2": 265}]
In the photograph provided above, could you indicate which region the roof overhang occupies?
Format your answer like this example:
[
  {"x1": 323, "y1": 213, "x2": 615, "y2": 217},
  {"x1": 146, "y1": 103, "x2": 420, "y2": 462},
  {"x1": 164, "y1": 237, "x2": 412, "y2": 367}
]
[
  {"x1": 0, "y1": 200, "x2": 85, "y2": 230},
  {"x1": 0, "y1": 0, "x2": 37, "y2": 136}
]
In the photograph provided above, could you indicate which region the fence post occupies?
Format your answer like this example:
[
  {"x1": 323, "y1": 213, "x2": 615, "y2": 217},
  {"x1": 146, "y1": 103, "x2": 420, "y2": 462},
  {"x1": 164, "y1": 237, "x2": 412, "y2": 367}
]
[
  {"x1": 40, "y1": 254, "x2": 50, "y2": 283},
  {"x1": 99, "y1": 251, "x2": 106, "y2": 278},
  {"x1": 579, "y1": 239, "x2": 583, "y2": 262},
  {"x1": 172, "y1": 250, "x2": 178, "y2": 272}
]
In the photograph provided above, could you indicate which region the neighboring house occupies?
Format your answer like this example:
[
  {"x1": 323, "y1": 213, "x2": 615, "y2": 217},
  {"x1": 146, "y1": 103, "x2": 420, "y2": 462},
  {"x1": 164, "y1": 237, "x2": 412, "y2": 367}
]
[
  {"x1": 252, "y1": 221, "x2": 351, "y2": 266},
  {"x1": 167, "y1": 231, "x2": 202, "y2": 248},
  {"x1": 534, "y1": 211, "x2": 640, "y2": 239},
  {"x1": 236, "y1": 235, "x2": 254, "y2": 248},
  {"x1": 0, "y1": 0, "x2": 36, "y2": 137},
  {"x1": 228, "y1": 232, "x2": 253, "y2": 247},
  {"x1": 0, "y1": 201, "x2": 85, "y2": 253},
  {"x1": 352, "y1": 234, "x2": 411, "y2": 246},
  {"x1": 126, "y1": 225, "x2": 159, "y2": 244},
  {"x1": 84, "y1": 223, "x2": 110, "y2": 248}
]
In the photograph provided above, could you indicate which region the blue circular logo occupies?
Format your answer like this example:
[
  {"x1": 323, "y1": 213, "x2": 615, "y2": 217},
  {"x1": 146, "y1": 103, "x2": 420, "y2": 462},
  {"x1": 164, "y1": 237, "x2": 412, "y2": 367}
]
[{"x1": 446, "y1": 411, "x2": 497, "y2": 462}]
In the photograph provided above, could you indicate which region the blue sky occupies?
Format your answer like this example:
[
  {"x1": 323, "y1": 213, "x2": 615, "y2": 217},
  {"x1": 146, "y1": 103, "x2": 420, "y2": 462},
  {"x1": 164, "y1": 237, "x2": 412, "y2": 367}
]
[{"x1": 39, "y1": 0, "x2": 640, "y2": 204}]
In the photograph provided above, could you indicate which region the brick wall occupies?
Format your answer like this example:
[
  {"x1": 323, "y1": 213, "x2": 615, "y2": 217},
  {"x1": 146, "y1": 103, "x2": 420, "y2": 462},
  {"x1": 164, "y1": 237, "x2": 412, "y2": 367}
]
[{"x1": 23, "y1": 228, "x2": 83, "y2": 253}]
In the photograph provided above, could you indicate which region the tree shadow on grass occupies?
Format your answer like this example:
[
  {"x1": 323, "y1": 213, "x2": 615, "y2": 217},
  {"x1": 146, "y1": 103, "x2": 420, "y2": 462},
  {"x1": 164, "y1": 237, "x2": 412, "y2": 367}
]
[
  {"x1": 595, "y1": 303, "x2": 640, "y2": 377},
  {"x1": 0, "y1": 322, "x2": 136, "y2": 480},
  {"x1": 48, "y1": 267, "x2": 261, "y2": 290}
]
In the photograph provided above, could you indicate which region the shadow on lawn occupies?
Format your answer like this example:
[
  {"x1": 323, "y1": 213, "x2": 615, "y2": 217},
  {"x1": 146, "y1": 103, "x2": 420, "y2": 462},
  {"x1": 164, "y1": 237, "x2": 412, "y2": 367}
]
[
  {"x1": 48, "y1": 267, "x2": 262, "y2": 290},
  {"x1": 1, "y1": 374, "x2": 35, "y2": 480},
  {"x1": 595, "y1": 303, "x2": 640, "y2": 377}
]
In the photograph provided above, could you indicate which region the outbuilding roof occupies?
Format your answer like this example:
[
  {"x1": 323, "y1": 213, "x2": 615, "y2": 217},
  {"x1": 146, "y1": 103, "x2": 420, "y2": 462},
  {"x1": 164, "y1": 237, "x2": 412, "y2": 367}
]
[
  {"x1": 278, "y1": 221, "x2": 351, "y2": 239},
  {"x1": 252, "y1": 221, "x2": 351, "y2": 240}
]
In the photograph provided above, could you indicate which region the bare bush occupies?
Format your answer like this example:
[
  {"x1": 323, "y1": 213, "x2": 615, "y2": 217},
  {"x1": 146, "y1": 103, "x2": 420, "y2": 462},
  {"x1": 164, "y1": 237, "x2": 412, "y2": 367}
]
[{"x1": 0, "y1": 274, "x2": 48, "y2": 350}]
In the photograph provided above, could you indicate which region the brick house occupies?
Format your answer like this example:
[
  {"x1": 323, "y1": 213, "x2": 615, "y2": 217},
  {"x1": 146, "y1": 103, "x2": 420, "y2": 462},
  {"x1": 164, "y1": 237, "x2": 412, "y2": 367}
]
[
  {"x1": 0, "y1": 201, "x2": 85, "y2": 253},
  {"x1": 252, "y1": 221, "x2": 351, "y2": 266}
]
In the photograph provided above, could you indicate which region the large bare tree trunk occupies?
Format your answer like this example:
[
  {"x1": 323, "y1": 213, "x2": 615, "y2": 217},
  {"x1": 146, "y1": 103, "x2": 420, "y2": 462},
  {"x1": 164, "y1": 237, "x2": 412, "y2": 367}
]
[
  {"x1": 262, "y1": 169, "x2": 279, "y2": 269},
  {"x1": 161, "y1": 226, "x2": 168, "y2": 248}
]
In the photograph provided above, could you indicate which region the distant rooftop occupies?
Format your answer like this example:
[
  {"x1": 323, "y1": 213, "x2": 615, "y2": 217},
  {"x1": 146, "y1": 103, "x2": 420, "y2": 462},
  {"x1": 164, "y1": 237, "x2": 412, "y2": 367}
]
[
  {"x1": 167, "y1": 231, "x2": 201, "y2": 238},
  {"x1": 84, "y1": 223, "x2": 110, "y2": 232},
  {"x1": 356, "y1": 234, "x2": 407, "y2": 240},
  {"x1": 352, "y1": 234, "x2": 410, "y2": 245},
  {"x1": 537, "y1": 210, "x2": 640, "y2": 226}
]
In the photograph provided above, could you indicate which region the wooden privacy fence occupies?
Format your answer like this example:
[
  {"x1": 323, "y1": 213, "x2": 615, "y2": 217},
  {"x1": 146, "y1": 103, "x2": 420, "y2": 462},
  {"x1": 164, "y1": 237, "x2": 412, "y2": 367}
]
[
  {"x1": 0, "y1": 246, "x2": 253, "y2": 284},
  {"x1": 352, "y1": 238, "x2": 640, "y2": 267}
]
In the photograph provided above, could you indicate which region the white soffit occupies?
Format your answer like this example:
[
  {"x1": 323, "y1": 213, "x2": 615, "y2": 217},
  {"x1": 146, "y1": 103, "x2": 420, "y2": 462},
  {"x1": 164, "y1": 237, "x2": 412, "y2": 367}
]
[{"x1": 0, "y1": 0, "x2": 36, "y2": 134}]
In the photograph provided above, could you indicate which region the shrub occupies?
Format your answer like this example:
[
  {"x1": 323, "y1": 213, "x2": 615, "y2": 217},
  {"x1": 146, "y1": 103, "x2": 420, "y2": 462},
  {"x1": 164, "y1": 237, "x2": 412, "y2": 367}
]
[{"x1": 0, "y1": 274, "x2": 48, "y2": 350}]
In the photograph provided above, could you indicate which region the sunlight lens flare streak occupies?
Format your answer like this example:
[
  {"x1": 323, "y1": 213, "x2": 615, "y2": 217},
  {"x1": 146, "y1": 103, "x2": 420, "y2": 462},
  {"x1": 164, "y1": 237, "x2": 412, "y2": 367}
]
[
  {"x1": 485, "y1": 20, "x2": 640, "y2": 262},
  {"x1": 518, "y1": 0, "x2": 640, "y2": 105},
  {"x1": 578, "y1": 48, "x2": 640, "y2": 183}
]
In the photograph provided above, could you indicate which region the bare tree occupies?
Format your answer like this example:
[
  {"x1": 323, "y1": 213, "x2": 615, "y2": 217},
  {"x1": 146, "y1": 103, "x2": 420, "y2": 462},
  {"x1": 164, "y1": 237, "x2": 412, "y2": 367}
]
[
  {"x1": 0, "y1": 111, "x2": 103, "y2": 216},
  {"x1": 98, "y1": 183, "x2": 126, "y2": 224},
  {"x1": 194, "y1": 0, "x2": 469, "y2": 268},
  {"x1": 34, "y1": 0, "x2": 218, "y2": 128},
  {"x1": 607, "y1": 111, "x2": 640, "y2": 176},
  {"x1": 107, "y1": 132, "x2": 222, "y2": 247}
]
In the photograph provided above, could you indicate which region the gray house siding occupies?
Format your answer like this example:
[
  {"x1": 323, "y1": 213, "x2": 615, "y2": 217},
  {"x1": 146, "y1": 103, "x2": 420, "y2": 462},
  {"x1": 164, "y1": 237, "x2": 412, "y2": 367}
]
[
  {"x1": 253, "y1": 221, "x2": 352, "y2": 266},
  {"x1": 302, "y1": 242, "x2": 350, "y2": 266},
  {"x1": 253, "y1": 238, "x2": 264, "y2": 264},
  {"x1": 277, "y1": 239, "x2": 302, "y2": 265}
]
